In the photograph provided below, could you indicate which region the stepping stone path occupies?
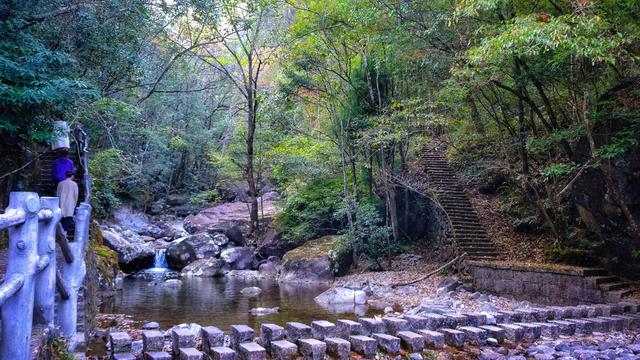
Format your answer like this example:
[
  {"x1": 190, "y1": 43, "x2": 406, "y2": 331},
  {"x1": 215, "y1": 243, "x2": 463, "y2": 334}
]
[{"x1": 106, "y1": 301, "x2": 640, "y2": 359}]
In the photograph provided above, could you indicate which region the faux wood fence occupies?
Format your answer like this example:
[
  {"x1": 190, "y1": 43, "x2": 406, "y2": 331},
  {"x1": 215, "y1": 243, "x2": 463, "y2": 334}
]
[{"x1": 0, "y1": 192, "x2": 91, "y2": 359}]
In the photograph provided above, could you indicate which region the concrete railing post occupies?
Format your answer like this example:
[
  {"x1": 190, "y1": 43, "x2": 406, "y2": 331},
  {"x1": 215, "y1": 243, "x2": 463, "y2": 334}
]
[
  {"x1": 34, "y1": 197, "x2": 61, "y2": 326},
  {"x1": 0, "y1": 192, "x2": 40, "y2": 360},
  {"x1": 59, "y1": 202, "x2": 91, "y2": 339}
]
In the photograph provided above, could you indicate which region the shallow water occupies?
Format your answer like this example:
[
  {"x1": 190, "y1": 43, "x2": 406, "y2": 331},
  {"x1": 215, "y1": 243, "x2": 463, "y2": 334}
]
[{"x1": 100, "y1": 273, "x2": 371, "y2": 331}]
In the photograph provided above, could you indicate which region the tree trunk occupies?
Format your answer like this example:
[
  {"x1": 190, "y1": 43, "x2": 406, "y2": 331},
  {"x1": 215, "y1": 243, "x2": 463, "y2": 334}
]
[{"x1": 246, "y1": 90, "x2": 259, "y2": 232}]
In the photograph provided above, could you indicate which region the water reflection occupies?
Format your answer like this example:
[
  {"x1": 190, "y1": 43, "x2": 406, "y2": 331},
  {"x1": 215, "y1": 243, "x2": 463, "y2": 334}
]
[{"x1": 101, "y1": 275, "x2": 372, "y2": 331}]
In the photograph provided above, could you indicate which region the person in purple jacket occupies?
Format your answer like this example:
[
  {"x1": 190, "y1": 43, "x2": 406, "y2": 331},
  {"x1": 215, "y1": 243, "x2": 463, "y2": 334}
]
[{"x1": 52, "y1": 148, "x2": 75, "y2": 183}]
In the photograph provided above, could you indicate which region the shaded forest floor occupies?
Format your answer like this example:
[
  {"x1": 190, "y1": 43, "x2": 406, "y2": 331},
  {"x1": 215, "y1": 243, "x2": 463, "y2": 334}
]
[{"x1": 463, "y1": 186, "x2": 552, "y2": 263}]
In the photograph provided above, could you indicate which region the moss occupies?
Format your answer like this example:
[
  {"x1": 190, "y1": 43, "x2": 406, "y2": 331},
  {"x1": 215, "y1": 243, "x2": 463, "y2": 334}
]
[
  {"x1": 282, "y1": 235, "x2": 341, "y2": 264},
  {"x1": 282, "y1": 235, "x2": 352, "y2": 276},
  {"x1": 89, "y1": 220, "x2": 119, "y2": 280}
]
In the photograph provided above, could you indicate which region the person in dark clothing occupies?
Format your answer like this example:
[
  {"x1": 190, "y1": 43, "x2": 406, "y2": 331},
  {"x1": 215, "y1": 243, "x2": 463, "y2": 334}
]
[{"x1": 52, "y1": 148, "x2": 75, "y2": 183}]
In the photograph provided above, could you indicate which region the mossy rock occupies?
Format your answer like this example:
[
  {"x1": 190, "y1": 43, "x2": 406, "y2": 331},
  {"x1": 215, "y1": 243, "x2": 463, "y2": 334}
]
[{"x1": 279, "y1": 235, "x2": 351, "y2": 283}]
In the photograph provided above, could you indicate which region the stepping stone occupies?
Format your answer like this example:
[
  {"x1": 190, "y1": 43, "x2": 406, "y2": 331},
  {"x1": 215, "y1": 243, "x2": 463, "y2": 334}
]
[
  {"x1": 611, "y1": 314, "x2": 638, "y2": 329},
  {"x1": 458, "y1": 326, "x2": 487, "y2": 345},
  {"x1": 610, "y1": 303, "x2": 625, "y2": 315},
  {"x1": 210, "y1": 346, "x2": 236, "y2": 360},
  {"x1": 382, "y1": 317, "x2": 409, "y2": 335},
  {"x1": 201, "y1": 326, "x2": 225, "y2": 351},
  {"x1": 270, "y1": 340, "x2": 297, "y2": 360},
  {"x1": 402, "y1": 315, "x2": 428, "y2": 331},
  {"x1": 514, "y1": 323, "x2": 541, "y2": 339},
  {"x1": 325, "y1": 337, "x2": 350, "y2": 360},
  {"x1": 571, "y1": 306, "x2": 589, "y2": 318},
  {"x1": 498, "y1": 311, "x2": 522, "y2": 323},
  {"x1": 417, "y1": 329, "x2": 444, "y2": 348},
  {"x1": 349, "y1": 335, "x2": 377, "y2": 356},
  {"x1": 298, "y1": 338, "x2": 326, "y2": 360},
  {"x1": 600, "y1": 316, "x2": 624, "y2": 331},
  {"x1": 462, "y1": 313, "x2": 486, "y2": 327},
  {"x1": 547, "y1": 307, "x2": 571, "y2": 320},
  {"x1": 113, "y1": 354, "x2": 136, "y2": 360},
  {"x1": 311, "y1": 320, "x2": 336, "y2": 340},
  {"x1": 479, "y1": 325, "x2": 505, "y2": 342},
  {"x1": 142, "y1": 330, "x2": 164, "y2": 352},
  {"x1": 373, "y1": 333, "x2": 400, "y2": 353},
  {"x1": 144, "y1": 352, "x2": 172, "y2": 360},
  {"x1": 532, "y1": 322, "x2": 560, "y2": 337},
  {"x1": 179, "y1": 347, "x2": 203, "y2": 360},
  {"x1": 548, "y1": 320, "x2": 576, "y2": 336},
  {"x1": 336, "y1": 320, "x2": 362, "y2": 338},
  {"x1": 172, "y1": 329, "x2": 196, "y2": 355},
  {"x1": 231, "y1": 325, "x2": 255, "y2": 350},
  {"x1": 566, "y1": 319, "x2": 593, "y2": 334},
  {"x1": 110, "y1": 332, "x2": 133, "y2": 353},
  {"x1": 358, "y1": 318, "x2": 385, "y2": 335},
  {"x1": 238, "y1": 342, "x2": 266, "y2": 360},
  {"x1": 443, "y1": 313, "x2": 468, "y2": 328},
  {"x1": 397, "y1": 331, "x2": 424, "y2": 352},
  {"x1": 530, "y1": 308, "x2": 553, "y2": 321},
  {"x1": 593, "y1": 304, "x2": 613, "y2": 317},
  {"x1": 497, "y1": 324, "x2": 524, "y2": 341},
  {"x1": 514, "y1": 309, "x2": 537, "y2": 322},
  {"x1": 260, "y1": 324, "x2": 285, "y2": 351},
  {"x1": 585, "y1": 317, "x2": 610, "y2": 332},
  {"x1": 422, "y1": 314, "x2": 447, "y2": 330},
  {"x1": 621, "y1": 302, "x2": 638, "y2": 314},
  {"x1": 286, "y1": 322, "x2": 312, "y2": 342},
  {"x1": 439, "y1": 328, "x2": 465, "y2": 348}
]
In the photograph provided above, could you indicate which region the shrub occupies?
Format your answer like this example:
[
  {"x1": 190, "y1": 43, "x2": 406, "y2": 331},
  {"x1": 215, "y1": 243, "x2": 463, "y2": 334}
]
[{"x1": 278, "y1": 178, "x2": 346, "y2": 244}]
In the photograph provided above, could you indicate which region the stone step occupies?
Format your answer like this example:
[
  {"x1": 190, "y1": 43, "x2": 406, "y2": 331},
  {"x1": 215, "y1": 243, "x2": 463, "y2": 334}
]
[{"x1": 599, "y1": 282, "x2": 629, "y2": 291}]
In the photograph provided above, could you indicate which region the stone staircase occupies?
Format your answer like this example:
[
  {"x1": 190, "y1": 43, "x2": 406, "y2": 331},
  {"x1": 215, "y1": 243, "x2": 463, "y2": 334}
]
[
  {"x1": 420, "y1": 145, "x2": 498, "y2": 260},
  {"x1": 35, "y1": 149, "x2": 85, "y2": 200},
  {"x1": 595, "y1": 274, "x2": 635, "y2": 302},
  {"x1": 102, "y1": 301, "x2": 640, "y2": 359}
]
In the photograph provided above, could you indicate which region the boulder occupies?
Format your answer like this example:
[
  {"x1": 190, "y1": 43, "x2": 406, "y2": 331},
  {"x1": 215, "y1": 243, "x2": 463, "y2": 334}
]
[
  {"x1": 220, "y1": 247, "x2": 255, "y2": 270},
  {"x1": 212, "y1": 233, "x2": 230, "y2": 247},
  {"x1": 183, "y1": 196, "x2": 279, "y2": 234},
  {"x1": 162, "y1": 279, "x2": 183, "y2": 288},
  {"x1": 250, "y1": 307, "x2": 279, "y2": 316},
  {"x1": 314, "y1": 287, "x2": 367, "y2": 305},
  {"x1": 113, "y1": 207, "x2": 163, "y2": 237},
  {"x1": 240, "y1": 287, "x2": 262, "y2": 297},
  {"x1": 166, "y1": 233, "x2": 221, "y2": 270},
  {"x1": 279, "y1": 235, "x2": 351, "y2": 283},
  {"x1": 257, "y1": 225, "x2": 295, "y2": 259},
  {"x1": 102, "y1": 229, "x2": 154, "y2": 273},
  {"x1": 181, "y1": 258, "x2": 229, "y2": 277},
  {"x1": 258, "y1": 256, "x2": 280, "y2": 275}
]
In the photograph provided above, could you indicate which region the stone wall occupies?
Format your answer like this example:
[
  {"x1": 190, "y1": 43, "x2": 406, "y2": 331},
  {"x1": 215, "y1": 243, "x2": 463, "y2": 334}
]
[{"x1": 467, "y1": 261, "x2": 608, "y2": 305}]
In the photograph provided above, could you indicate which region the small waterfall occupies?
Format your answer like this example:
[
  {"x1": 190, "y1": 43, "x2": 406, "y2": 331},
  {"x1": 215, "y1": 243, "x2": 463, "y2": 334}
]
[{"x1": 153, "y1": 249, "x2": 168, "y2": 269}]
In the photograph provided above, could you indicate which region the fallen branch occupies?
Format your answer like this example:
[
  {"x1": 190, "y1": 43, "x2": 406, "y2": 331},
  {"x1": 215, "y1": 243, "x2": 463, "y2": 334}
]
[{"x1": 392, "y1": 252, "x2": 467, "y2": 288}]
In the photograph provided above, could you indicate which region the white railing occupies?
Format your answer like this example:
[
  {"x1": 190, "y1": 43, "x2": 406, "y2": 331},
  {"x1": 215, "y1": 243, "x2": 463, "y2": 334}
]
[{"x1": 0, "y1": 192, "x2": 91, "y2": 359}]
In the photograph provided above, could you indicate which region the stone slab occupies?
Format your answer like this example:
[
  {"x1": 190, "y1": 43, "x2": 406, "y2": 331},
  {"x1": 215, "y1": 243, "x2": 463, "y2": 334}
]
[
  {"x1": 231, "y1": 325, "x2": 255, "y2": 350},
  {"x1": 349, "y1": 335, "x2": 377, "y2": 356},
  {"x1": 372, "y1": 333, "x2": 400, "y2": 353},
  {"x1": 110, "y1": 332, "x2": 132, "y2": 354},
  {"x1": 238, "y1": 342, "x2": 267, "y2": 360},
  {"x1": 417, "y1": 329, "x2": 444, "y2": 349},
  {"x1": 171, "y1": 329, "x2": 196, "y2": 355},
  {"x1": 142, "y1": 330, "x2": 164, "y2": 353},
  {"x1": 496, "y1": 324, "x2": 524, "y2": 341},
  {"x1": 285, "y1": 322, "x2": 312, "y2": 342},
  {"x1": 439, "y1": 328, "x2": 465, "y2": 348},
  {"x1": 358, "y1": 318, "x2": 385, "y2": 335},
  {"x1": 210, "y1": 346, "x2": 236, "y2": 360},
  {"x1": 201, "y1": 326, "x2": 225, "y2": 350},
  {"x1": 397, "y1": 331, "x2": 424, "y2": 352},
  {"x1": 270, "y1": 340, "x2": 297, "y2": 360},
  {"x1": 144, "y1": 352, "x2": 172, "y2": 360},
  {"x1": 336, "y1": 319, "x2": 362, "y2": 338},
  {"x1": 458, "y1": 326, "x2": 487, "y2": 345},
  {"x1": 325, "y1": 337, "x2": 350, "y2": 360},
  {"x1": 311, "y1": 320, "x2": 336, "y2": 340},
  {"x1": 179, "y1": 347, "x2": 203, "y2": 360},
  {"x1": 298, "y1": 338, "x2": 326, "y2": 360},
  {"x1": 382, "y1": 317, "x2": 409, "y2": 335},
  {"x1": 478, "y1": 325, "x2": 505, "y2": 342}
]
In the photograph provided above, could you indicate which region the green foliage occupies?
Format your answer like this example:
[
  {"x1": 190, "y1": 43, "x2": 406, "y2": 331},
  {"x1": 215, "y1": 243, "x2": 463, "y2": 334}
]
[
  {"x1": 89, "y1": 149, "x2": 125, "y2": 217},
  {"x1": 544, "y1": 247, "x2": 599, "y2": 267},
  {"x1": 278, "y1": 178, "x2": 345, "y2": 244},
  {"x1": 340, "y1": 201, "x2": 395, "y2": 269},
  {"x1": 190, "y1": 189, "x2": 223, "y2": 205}
]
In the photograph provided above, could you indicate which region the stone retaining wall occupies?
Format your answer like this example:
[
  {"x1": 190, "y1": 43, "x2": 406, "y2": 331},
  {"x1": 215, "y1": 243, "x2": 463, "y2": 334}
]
[{"x1": 467, "y1": 261, "x2": 607, "y2": 305}]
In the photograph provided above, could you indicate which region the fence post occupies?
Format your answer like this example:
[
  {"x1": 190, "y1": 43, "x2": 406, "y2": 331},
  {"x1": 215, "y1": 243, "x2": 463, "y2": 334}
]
[
  {"x1": 0, "y1": 192, "x2": 40, "y2": 360},
  {"x1": 34, "y1": 197, "x2": 61, "y2": 326},
  {"x1": 59, "y1": 202, "x2": 91, "y2": 340}
]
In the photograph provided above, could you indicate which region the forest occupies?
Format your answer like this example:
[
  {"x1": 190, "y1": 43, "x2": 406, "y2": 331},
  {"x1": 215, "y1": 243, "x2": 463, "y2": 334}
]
[{"x1": 1, "y1": 0, "x2": 639, "y2": 276}]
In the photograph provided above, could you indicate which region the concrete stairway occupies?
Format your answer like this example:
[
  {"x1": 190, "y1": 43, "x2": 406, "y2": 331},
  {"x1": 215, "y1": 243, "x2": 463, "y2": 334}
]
[
  {"x1": 104, "y1": 301, "x2": 640, "y2": 359},
  {"x1": 594, "y1": 274, "x2": 635, "y2": 302},
  {"x1": 420, "y1": 145, "x2": 498, "y2": 260}
]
